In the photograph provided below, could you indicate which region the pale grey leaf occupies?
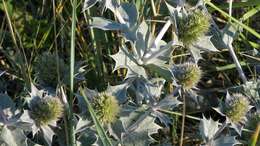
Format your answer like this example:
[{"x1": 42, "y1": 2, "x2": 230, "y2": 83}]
[
  {"x1": 41, "y1": 125, "x2": 55, "y2": 146},
  {"x1": 118, "y1": 3, "x2": 138, "y2": 27},
  {"x1": 192, "y1": 36, "x2": 219, "y2": 52},
  {"x1": 119, "y1": 107, "x2": 161, "y2": 146},
  {"x1": 212, "y1": 135, "x2": 240, "y2": 146},
  {"x1": 189, "y1": 47, "x2": 202, "y2": 63},
  {"x1": 90, "y1": 17, "x2": 124, "y2": 31},
  {"x1": 106, "y1": 82, "x2": 130, "y2": 103},
  {"x1": 83, "y1": 0, "x2": 98, "y2": 11},
  {"x1": 75, "y1": 118, "x2": 91, "y2": 134},
  {"x1": 1, "y1": 126, "x2": 27, "y2": 146},
  {"x1": 199, "y1": 116, "x2": 220, "y2": 141}
]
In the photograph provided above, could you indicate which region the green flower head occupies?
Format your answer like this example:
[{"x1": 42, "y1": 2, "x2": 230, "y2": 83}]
[
  {"x1": 93, "y1": 93, "x2": 120, "y2": 124},
  {"x1": 172, "y1": 62, "x2": 202, "y2": 90},
  {"x1": 214, "y1": 92, "x2": 252, "y2": 134},
  {"x1": 177, "y1": 10, "x2": 210, "y2": 45},
  {"x1": 34, "y1": 52, "x2": 69, "y2": 87},
  {"x1": 30, "y1": 96, "x2": 64, "y2": 126},
  {"x1": 224, "y1": 93, "x2": 250, "y2": 124}
]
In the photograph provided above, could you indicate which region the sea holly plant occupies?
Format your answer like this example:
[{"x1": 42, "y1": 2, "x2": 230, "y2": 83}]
[
  {"x1": 26, "y1": 84, "x2": 64, "y2": 146},
  {"x1": 89, "y1": 2, "x2": 176, "y2": 79},
  {"x1": 199, "y1": 116, "x2": 240, "y2": 146},
  {"x1": 165, "y1": 1, "x2": 219, "y2": 62},
  {"x1": 213, "y1": 92, "x2": 253, "y2": 135}
]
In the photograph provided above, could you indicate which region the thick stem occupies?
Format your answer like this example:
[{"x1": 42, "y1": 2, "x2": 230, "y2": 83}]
[
  {"x1": 250, "y1": 122, "x2": 260, "y2": 146},
  {"x1": 179, "y1": 89, "x2": 186, "y2": 146},
  {"x1": 68, "y1": 0, "x2": 77, "y2": 145}
]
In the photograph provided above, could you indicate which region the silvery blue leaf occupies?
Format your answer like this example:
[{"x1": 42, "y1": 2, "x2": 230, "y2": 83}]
[
  {"x1": 41, "y1": 125, "x2": 55, "y2": 146},
  {"x1": 152, "y1": 95, "x2": 181, "y2": 126},
  {"x1": 118, "y1": 3, "x2": 138, "y2": 27},
  {"x1": 155, "y1": 94, "x2": 181, "y2": 110},
  {"x1": 191, "y1": 36, "x2": 219, "y2": 52},
  {"x1": 146, "y1": 64, "x2": 172, "y2": 81},
  {"x1": 129, "y1": 77, "x2": 165, "y2": 104},
  {"x1": 0, "y1": 126, "x2": 27, "y2": 146},
  {"x1": 221, "y1": 24, "x2": 240, "y2": 48},
  {"x1": 199, "y1": 116, "x2": 220, "y2": 141},
  {"x1": 90, "y1": 17, "x2": 124, "y2": 31},
  {"x1": 110, "y1": 46, "x2": 147, "y2": 79},
  {"x1": 119, "y1": 106, "x2": 161, "y2": 146},
  {"x1": 212, "y1": 135, "x2": 240, "y2": 146},
  {"x1": 83, "y1": 0, "x2": 98, "y2": 11},
  {"x1": 189, "y1": 47, "x2": 202, "y2": 63},
  {"x1": 75, "y1": 118, "x2": 92, "y2": 134},
  {"x1": 106, "y1": 82, "x2": 130, "y2": 103}
]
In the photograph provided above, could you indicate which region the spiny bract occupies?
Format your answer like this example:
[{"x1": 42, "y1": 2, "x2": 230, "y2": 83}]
[
  {"x1": 224, "y1": 94, "x2": 250, "y2": 124},
  {"x1": 177, "y1": 10, "x2": 210, "y2": 45},
  {"x1": 93, "y1": 93, "x2": 120, "y2": 124},
  {"x1": 29, "y1": 96, "x2": 63, "y2": 126},
  {"x1": 34, "y1": 52, "x2": 69, "y2": 87},
  {"x1": 172, "y1": 63, "x2": 202, "y2": 90}
]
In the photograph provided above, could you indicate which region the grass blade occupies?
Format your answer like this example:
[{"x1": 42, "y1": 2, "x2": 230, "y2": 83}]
[
  {"x1": 80, "y1": 88, "x2": 113, "y2": 146},
  {"x1": 205, "y1": 0, "x2": 260, "y2": 39}
]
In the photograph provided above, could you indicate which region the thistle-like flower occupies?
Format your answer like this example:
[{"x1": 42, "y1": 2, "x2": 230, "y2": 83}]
[
  {"x1": 28, "y1": 84, "x2": 64, "y2": 146},
  {"x1": 214, "y1": 92, "x2": 252, "y2": 134},
  {"x1": 34, "y1": 52, "x2": 69, "y2": 87},
  {"x1": 93, "y1": 93, "x2": 120, "y2": 124},
  {"x1": 29, "y1": 96, "x2": 63, "y2": 126},
  {"x1": 171, "y1": 62, "x2": 202, "y2": 90},
  {"x1": 177, "y1": 10, "x2": 210, "y2": 45}
]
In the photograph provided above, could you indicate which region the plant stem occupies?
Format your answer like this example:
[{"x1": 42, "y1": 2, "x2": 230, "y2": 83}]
[
  {"x1": 227, "y1": 40, "x2": 247, "y2": 83},
  {"x1": 68, "y1": 0, "x2": 77, "y2": 145},
  {"x1": 226, "y1": 0, "x2": 247, "y2": 83},
  {"x1": 179, "y1": 89, "x2": 186, "y2": 146},
  {"x1": 250, "y1": 122, "x2": 260, "y2": 146}
]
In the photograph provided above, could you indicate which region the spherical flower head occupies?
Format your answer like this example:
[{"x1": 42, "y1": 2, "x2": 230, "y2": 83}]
[
  {"x1": 224, "y1": 94, "x2": 250, "y2": 124},
  {"x1": 214, "y1": 92, "x2": 252, "y2": 134},
  {"x1": 93, "y1": 93, "x2": 120, "y2": 124},
  {"x1": 177, "y1": 10, "x2": 210, "y2": 45},
  {"x1": 30, "y1": 96, "x2": 63, "y2": 126},
  {"x1": 172, "y1": 63, "x2": 202, "y2": 90},
  {"x1": 34, "y1": 52, "x2": 68, "y2": 87}
]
